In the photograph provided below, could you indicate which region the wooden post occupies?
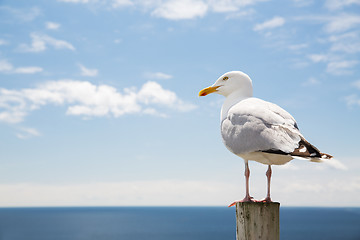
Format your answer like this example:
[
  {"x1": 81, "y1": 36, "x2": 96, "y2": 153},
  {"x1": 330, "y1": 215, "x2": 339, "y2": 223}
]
[{"x1": 235, "y1": 202, "x2": 280, "y2": 240}]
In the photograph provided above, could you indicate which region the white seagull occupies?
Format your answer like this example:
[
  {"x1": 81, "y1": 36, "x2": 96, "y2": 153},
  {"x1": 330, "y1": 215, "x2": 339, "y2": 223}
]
[{"x1": 199, "y1": 71, "x2": 332, "y2": 206}]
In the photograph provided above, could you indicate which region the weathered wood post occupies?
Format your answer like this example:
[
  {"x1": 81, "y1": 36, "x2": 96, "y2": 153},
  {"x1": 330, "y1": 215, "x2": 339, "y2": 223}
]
[{"x1": 235, "y1": 202, "x2": 280, "y2": 240}]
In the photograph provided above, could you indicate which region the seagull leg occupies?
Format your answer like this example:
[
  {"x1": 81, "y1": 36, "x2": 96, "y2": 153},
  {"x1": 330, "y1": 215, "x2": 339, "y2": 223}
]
[
  {"x1": 244, "y1": 162, "x2": 252, "y2": 201},
  {"x1": 228, "y1": 162, "x2": 256, "y2": 207},
  {"x1": 261, "y1": 165, "x2": 272, "y2": 202}
]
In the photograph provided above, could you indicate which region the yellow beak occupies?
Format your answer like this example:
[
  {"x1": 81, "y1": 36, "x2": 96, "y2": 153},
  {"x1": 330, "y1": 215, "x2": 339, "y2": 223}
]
[{"x1": 198, "y1": 86, "x2": 220, "y2": 97}]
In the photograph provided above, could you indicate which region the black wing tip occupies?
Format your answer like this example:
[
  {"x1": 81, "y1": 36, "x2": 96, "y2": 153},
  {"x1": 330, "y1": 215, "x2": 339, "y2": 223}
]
[
  {"x1": 258, "y1": 137, "x2": 333, "y2": 160},
  {"x1": 320, "y1": 152, "x2": 333, "y2": 159}
]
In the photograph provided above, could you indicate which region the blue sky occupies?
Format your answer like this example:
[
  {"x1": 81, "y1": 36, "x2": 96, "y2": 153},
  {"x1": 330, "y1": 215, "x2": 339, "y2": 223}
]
[{"x1": 0, "y1": 0, "x2": 359, "y2": 207}]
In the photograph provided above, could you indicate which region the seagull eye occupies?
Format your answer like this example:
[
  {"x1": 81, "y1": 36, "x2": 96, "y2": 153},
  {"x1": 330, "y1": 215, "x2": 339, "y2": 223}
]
[{"x1": 223, "y1": 76, "x2": 229, "y2": 81}]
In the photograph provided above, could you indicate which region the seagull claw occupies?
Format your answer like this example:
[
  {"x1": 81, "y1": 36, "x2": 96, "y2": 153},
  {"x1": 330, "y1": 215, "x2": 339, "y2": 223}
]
[
  {"x1": 259, "y1": 197, "x2": 272, "y2": 203},
  {"x1": 228, "y1": 196, "x2": 258, "y2": 207}
]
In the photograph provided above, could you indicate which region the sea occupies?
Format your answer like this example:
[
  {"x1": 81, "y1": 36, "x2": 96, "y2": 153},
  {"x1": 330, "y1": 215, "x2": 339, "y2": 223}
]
[{"x1": 0, "y1": 207, "x2": 359, "y2": 240}]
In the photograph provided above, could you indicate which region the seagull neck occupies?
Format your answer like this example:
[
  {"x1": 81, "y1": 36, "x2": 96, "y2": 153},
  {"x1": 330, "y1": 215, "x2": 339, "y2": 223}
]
[{"x1": 221, "y1": 91, "x2": 251, "y2": 121}]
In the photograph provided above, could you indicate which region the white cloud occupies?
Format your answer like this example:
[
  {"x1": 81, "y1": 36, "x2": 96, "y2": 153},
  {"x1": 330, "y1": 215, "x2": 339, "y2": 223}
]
[
  {"x1": 324, "y1": 14, "x2": 360, "y2": 33},
  {"x1": 294, "y1": 14, "x2": 360, "y2": 33},
  {"x1": 325, "y1": 0, "x2": 360, "y2": 10},
  {"x1": 78, "y1": 64, "x2": 98, "y2": 77},
  {"x1": 307, "y1": 54, "x2": 358, "y2": 75},
  {"x1": 0, "y1": 80, "x2": 196, "y2": 123},
  {"x1": 16, "y1": 127, "x2": 41, "y2": 139},
  {"x1": 302, "y1": 77, "x2": 321, "y2": 86},
  {"x1": 151, "y1": 0, "x2": 208, "y2": 20},
  {"x1": 253, "y1": 16, "x2": 285, "y2": 31},
  {"x1": 308, "y1": 53, "x2": 331, "y2": 63},
  {"x1": 138, "y1": 81, "x2": 194, "y2": 111},
  {"x1": 352, "y1": 80, "x2": 360, "y2": 89},
  {"x1": 0, "y1": 39, "x2": 8, "y2": 46},
  {"x1": 19, "y1": 33, "x2": 75, "y2": 52},
  {"x1": 329, "y1": 31, "x2": 360, "y2": 53},
  {"x1": 326, "y1": 60, "x2": 358, "y2": 75},
  {"x1": 0, "y1": 59, "x2": 43, "y2": 74},
  {"x1": 324, "y1": 158, "x2": 348, "y2": 170},
  {"x1": 144, "y1": 72, "x2": 173, "y2": 80},
  {"x1": 112, "y1": 0, "x2": 134, "y2": 8},
  {"x1": 290, "y1": 59, "x2": 309, "y2": 69},
  {"x1": 0, "y1": 6, "x2": 41, "y2": 22},
  {"x1": 56, "y1": 0, "x2": 269, "y2": 20},
  {"x1": 294, "y1": 14, "x2": 360, "y2": 75},
  {"x1": 225, "y1": 9, "x2": 255, "y2": 19},
  {"x1": 288, "y1": 43, "x2": 308, "y2": 51},
  {"x1": 0, "y1": 174, "x2": 359, "y2": 206},
  {"x1": 345, "y1": 94, "x2": 360, "y2": 107},
  {"x1": 278, "y1": 177, "x2": 360, "y2": 195},
  {"x1": 208, "y1": 0, "x2": 268, "y2": 12},
  {"x1": 58, "y1": 0, "x2": 90, "y2": 3},
  {"x1": 45, "y1": 21, "x2": 61, "y2": 30},
  {"x1": 292, "y1": 0, "x2": 314, "y2": 7},
  {"x1": 208, "y1": 0, "x2": 239, "y2": 12},
  {"x1": 0, "y1": 180, "x2": 236, "y2": 207},
  {"x1": 0, "y1": 59, "x2": 13, "y2": 72},
  {"x1": 14, "y1": 67, "x2": 43, "y2": 74}
]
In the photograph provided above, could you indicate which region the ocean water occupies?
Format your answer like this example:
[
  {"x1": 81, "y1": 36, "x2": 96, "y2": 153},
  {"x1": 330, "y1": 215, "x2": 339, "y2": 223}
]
[{"x1": 0, "y1": 207, "x2": 359, "y2": 240}]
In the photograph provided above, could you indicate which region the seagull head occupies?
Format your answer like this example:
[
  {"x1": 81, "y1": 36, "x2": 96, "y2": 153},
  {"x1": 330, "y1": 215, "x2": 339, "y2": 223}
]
[{"x1": 199, "y1": 71, "x2": 253, "y2": 98}]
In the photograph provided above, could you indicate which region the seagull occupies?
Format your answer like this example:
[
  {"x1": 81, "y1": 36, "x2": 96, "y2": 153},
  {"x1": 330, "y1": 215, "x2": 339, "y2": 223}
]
[{"x1": 199, "y1": 71, "x2": 332, "y2": 206}]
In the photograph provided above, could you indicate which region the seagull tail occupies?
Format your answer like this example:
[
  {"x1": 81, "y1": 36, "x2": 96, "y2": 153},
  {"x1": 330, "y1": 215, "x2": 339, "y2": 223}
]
[
  {"x1": 308, "y1": 153, "x2": 332, "y2": 162},
  {"x1": 290, "y1": 137, "x2": 332, "y2": 161}
]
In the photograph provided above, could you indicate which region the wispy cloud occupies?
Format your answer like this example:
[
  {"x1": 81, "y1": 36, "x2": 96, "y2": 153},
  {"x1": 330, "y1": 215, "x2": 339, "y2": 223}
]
[
  {"x1": 0, "y1": 60, "x2": 13, "y2": 72},
  {"x1": 0, "y1": 175, "x2": 358, "y2": 206},
  {"x1": 78, "y1": 64, "x2": 98, "y2": 77},
  {"x1": 345, "y1": 94, "x2": 360, "y2": 107},
  {"x1": 0, "y1": 39, "x2": 8, "y2": 46},
  {"x1": 287, "y1": 43, "x2": 308, "y2": 51},
  {"x1": 56, "y1": 0, "x2": 269, "y2": 20},
  {"x1": 225, "y1": 9, "x2": 255, "y2": 20},
  {"x1": 329, "y1": 31, "x2": 360, "y2": 53},
  {"x1": 325, "y1": 0, "x2": 360, "y2": 10},
  {"x1": 111, "y1": 0, "x2": 133, "y2": 8},
  {"x1": 302, "y1": 77, "x2": 321, "y2": 86},
  {"x1": 152, "y1": 0, "x2": 208, "y2": 20},
  {"x1": 292, "y1": 0, "x2": 314, "y2": 7},
  {"x1": 294, "y1": 13, "x2": 360, "y2": 33},
  {"x1": 325, "y1": 158, "x2": 348, "y2": 170},
  {"x1": 19, "y1": 33, "x2": 75, "y2": 52},
  {"x1": 0, "y1": 80, "x2": 196, "y2": 124},
  {"x1": 324, "y1": 14, "x2": 360, "y2": 33},
  {"x1": 326, "y1": 60, "x2": 358, "y2": 75},
  {"x1": 45, "y1": 22, "x2": 61, "y2": 30},
  {"x1": 344, "y1": 94, "x2": 360, "y2": 107},
  {"x1": 0, "y1": 180, "x2": 236, "y2": 206},
  {"x1": 292, "y1": 11, "x2": 360, "y2": 77},
  {"x1": 208, "y1": 0, "x2": 239, "y2": 12},
  {"x1": 0, "y1": 59, "x2": 43, "y2": 74},
  {"x1": 14, "y1": 67, "x2": 43, "y2": 74},
  {"x1": 253, "y1": 16, "x2": 285, "y2": 31},
  {"x1": 308, "y1": 53, "x2": 358, "y2": 75},
  {"x1": 345, "y1": 81, "x2": 360, "y2": 108},
  {"x1": 16, "y1": 127, "x2": 41, "y2": 139},
  {"x1": 308, "y1": 53, "x2": 332, "y2": 63},
  {"x1": 208, "y1": 0, "x2": 268, "y2": 13},
  {"x1": 352, "y1": 80, "x2": 360, "y2": 89},
  {"x1": 57, "y1": 0, "x2": 90, "y2": 3},
  {"x1": 0, "y1": 6, "x2": 41, "y2": 22},
  {"x1": 144, "y1": 72, "x2": 173, "y2": 80}
]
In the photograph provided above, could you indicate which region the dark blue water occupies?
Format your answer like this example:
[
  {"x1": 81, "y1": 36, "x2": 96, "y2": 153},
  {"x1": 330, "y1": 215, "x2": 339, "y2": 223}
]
[{"x1": 0, "y1": 207, "x2": 359, "y2": 240}]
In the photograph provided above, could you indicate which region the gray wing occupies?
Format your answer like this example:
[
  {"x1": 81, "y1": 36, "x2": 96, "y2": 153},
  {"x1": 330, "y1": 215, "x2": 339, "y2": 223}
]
[{"x1": 221, "y1": 98, "x2": 302, "y2": 155}]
